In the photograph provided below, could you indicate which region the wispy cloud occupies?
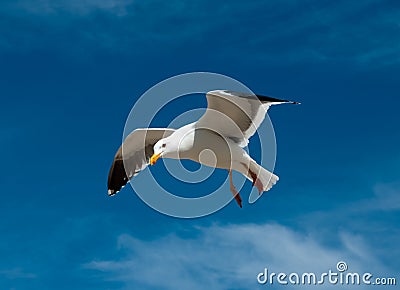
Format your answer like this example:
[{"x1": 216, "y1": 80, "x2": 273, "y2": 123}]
[
  {"x1": 0, "y1": 268, "x2": 36, "y2": 279},
  {"x1": 1, "y1": 0, "x2": 399, "y2": 66},
  {"x1": 83, "y1": 181, "x2": 400, "y2": 289},
  {"x1": 3, "y1": 0, "x2": 134, "y2": 16},
  {"x1": 84, "y1": 222, "x2": 387, "y2": 289},
  {"x1": 359, "y1": 182, "x2": 400, "y2": 211}
]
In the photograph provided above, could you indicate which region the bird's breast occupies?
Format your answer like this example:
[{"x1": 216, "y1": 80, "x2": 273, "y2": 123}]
[{"x1": 178, "y1": 129, "x2": 241, "y2": 169}]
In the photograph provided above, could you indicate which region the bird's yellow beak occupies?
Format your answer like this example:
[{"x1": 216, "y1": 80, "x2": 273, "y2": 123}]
[{"x1": 150, "y1": 152, "x2": 162, "y2": 165}]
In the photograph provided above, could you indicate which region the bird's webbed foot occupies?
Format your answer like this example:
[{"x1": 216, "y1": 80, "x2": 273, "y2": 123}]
[
  {"x1": 248, "y1": 168, "x2": 264, "y2": 194},
  {"x1": 229, "y1": 170, "x2": 242, "y2": 208}
]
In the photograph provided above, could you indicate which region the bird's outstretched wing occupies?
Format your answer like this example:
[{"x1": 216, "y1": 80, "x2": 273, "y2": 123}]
[
  {"x1": 196, "y1": 90, "x2": 298, "y2": 146},
  {"x1": 107, "y1": 128, "x2": 175, "y2": 196}
]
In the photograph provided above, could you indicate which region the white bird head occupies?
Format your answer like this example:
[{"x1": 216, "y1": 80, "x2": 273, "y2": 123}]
[
  {"x1": 150, "y1": 130, "x2": 187, "y2": 165},
  {"x1": 151, "y1": 135, "x2": 182, "y2": 165},
  {"x1": 150, "y1": 139, "x2": 167, "y2": 165}
]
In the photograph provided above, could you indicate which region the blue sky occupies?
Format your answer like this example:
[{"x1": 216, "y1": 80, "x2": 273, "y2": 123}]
[{"x1": 1, "y1": 0, "x2": 399, "y2": 289}]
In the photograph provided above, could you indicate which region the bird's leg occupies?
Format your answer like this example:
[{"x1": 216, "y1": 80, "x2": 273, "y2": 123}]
[
  {"x1": 229, "y1": 170, "x2": 242, "y2": 208},
  {"x1": 247, "y1": 167, "x2": 264, "y2": 195}
]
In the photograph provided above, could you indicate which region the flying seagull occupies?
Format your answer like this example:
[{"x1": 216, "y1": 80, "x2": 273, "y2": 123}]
[{"x1": 108, "y1": 90, "x2": 299, "y2": 207}]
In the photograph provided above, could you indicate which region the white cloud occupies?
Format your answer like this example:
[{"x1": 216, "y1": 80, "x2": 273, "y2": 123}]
[
  {"x1": 11, "y1": 0, "x2": 133, "y2": 16},
  {"x1": 83, "y1": 182, "x2": 400, "y2": 289},
  {"x1": 0, "y1": 268, "x2": 36, "y2": 279},
  {"x1": 364, "y1": 182, "x2": 400, "y2": 211},
  {"x1": 1, "y1": 0, "x2": 399, "y2": 66},
  {"x1": 84, "y1": 222, "x2": 386, "y2": 289}
]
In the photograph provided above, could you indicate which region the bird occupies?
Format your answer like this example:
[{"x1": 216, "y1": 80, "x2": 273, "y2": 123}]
[{"x1": 108, "y1": 90, "x2": 299, "y2": 208}]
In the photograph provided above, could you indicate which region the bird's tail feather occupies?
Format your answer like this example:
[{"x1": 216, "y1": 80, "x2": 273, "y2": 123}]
[{"x1": 247, "y1": 160, "x2": 279, "y2": 192}]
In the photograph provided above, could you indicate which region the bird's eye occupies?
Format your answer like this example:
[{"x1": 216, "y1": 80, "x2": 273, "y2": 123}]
[{"x1": 162, "y1": 143, "x2": 166, "y2": 148}]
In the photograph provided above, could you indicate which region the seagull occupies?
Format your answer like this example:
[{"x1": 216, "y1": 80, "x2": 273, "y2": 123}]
[{"x1": 108, "y1": 90, "x2": 299, "y2": 207}]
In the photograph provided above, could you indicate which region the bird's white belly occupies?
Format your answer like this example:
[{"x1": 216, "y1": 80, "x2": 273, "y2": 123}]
[{"x1": 178, "y1": 129, "x2": 245, "y2": 170}]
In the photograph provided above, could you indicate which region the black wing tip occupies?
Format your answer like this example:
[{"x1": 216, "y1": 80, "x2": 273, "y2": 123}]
[
  {"x1": 210, "y1": 90, "x2": 301, "y2": 104},
  {"x1": 107, "y1": 157, "x2": 128, "y2": 197},
  {"x1": 256, "y1": 94, "x2": 301, "y2": 104},
  {"x1": 108, "y1": 189, "x2": 118, "y2": 196}
]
